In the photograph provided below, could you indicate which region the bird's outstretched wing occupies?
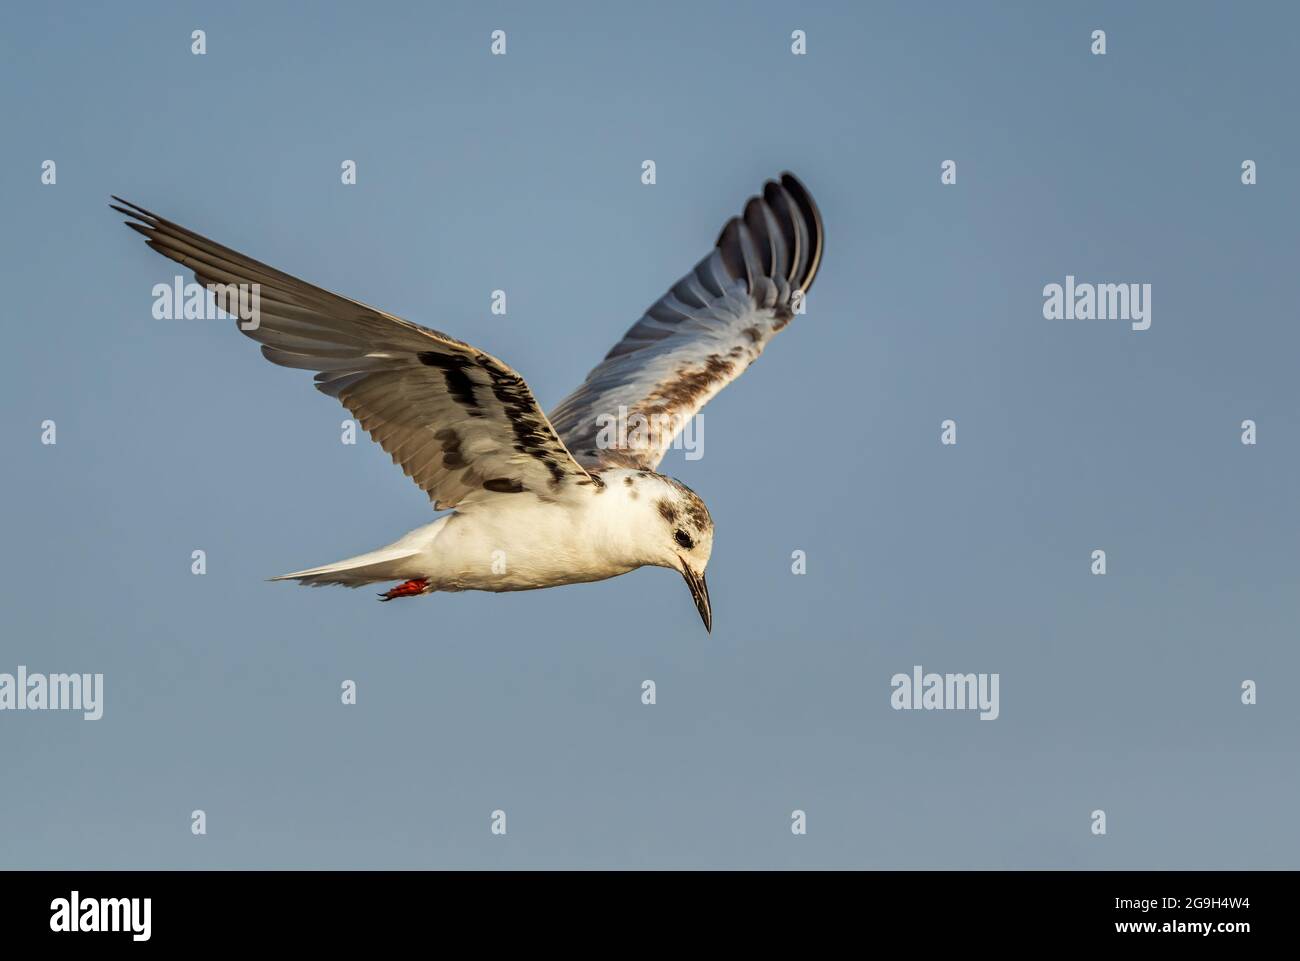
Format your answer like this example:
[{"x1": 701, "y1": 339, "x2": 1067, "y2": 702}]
[
  {"x1": 113, "y1": 197, "x2": 596, "y2": 510},
  {"x1": 548, "y1": 172, "x2": 824, "y2": 471}
]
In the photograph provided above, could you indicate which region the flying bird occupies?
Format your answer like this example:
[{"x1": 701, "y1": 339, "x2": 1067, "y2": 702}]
[{"x1": 113, "y1": 173, "x2": 823, "y2": 632}]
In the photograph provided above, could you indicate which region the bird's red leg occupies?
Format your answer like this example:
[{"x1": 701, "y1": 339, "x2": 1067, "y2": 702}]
[{"x1": 378, "y1": 578, "x2": 429, "y2": 601}]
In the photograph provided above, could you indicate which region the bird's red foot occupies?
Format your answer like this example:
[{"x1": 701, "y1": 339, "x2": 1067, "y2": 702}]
[{"x1": 378, "y1": 578, "x2": 429, "y2": 601}]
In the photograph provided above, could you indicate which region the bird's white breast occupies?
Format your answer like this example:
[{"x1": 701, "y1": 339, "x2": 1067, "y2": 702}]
[{"x1": 414, "y1": 469, "x2": 662, "y2": 592}]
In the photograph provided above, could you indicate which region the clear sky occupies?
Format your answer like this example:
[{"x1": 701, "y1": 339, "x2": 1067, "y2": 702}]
[{"x1": 2, "y1": 0, "x2": 1297, "y2": 868}]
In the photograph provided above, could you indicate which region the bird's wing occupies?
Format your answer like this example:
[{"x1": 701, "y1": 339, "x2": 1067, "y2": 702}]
[
  {"x1": 548, "y1": 172, "x2": 824, "y2": 471},
  {"x1": 113, "y1": 197, "x2": 597, "y2": 510}
]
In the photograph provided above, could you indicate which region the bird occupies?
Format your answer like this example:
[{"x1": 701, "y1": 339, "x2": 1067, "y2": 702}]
[{"x1": 112, "y1": 172, "x2": 823, "y2": 632}]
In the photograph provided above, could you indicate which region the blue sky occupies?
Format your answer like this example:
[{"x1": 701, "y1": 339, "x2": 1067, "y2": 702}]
[{"x1": 1, "y1": 0, "x2": 1298, "y2": 868}]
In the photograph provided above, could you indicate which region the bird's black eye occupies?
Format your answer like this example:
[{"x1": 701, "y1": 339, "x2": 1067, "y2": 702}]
[{"x1": 675, "y1": 529, "x2": 694, "y2": 549}]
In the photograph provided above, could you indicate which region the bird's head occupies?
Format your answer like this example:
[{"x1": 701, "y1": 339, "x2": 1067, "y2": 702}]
[{"x1": 651, "y1": 477, "x2": 714, "y2": 632}]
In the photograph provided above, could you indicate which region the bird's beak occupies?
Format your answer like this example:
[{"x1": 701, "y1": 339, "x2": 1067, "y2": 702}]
[{"x1": 680, "y1": 566, "x2": 712, "y2": 633}]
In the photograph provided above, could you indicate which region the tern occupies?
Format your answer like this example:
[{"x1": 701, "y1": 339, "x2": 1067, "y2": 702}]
[{"x1": 113, "y1": 172, "x2": 823, "y2": 632}]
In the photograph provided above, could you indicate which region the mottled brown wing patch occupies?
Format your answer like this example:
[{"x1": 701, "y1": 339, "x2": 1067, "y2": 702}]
[{"x1": 549, "y1": 172, "x2": 824, "y2": 472}]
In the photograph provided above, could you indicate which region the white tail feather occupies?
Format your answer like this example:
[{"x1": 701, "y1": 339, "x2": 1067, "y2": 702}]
[{"x1": 269, "y1": 518, "x2": 447, "y2": 588}]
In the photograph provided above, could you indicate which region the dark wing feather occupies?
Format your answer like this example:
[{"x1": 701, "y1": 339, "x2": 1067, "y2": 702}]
[{"x1": 114, "y1": 198, "x2": 594, "y2": 509}]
